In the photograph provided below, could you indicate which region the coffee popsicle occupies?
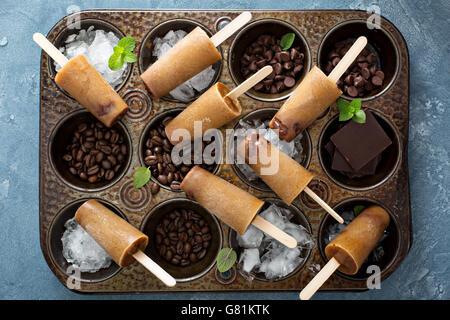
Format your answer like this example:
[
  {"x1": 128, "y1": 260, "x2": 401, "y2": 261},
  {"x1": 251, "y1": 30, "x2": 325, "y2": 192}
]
[
  {"x1": 181, "y1": 166, "x2": 297, "y2": 248},
  {"x1": 141, "y1": 12, "x2": 252, "y2": 99},
  {"x1": 165, "y1": 82, "x2": 241, "y2": 145},
  {"x1": 269, "y1": 65, "x2": 342, "y2": 142},
  {"x1": 270, "y1": 36, "x2": 368, "y2": 142},
  {"x1": 237, "y1": 132, "x2": 343, "y2": 223},
  {"x1": 75, "y1": 200, "x2": 176, "y2": 287},
  {"x1": 300, "y1": 205, "x2": 390, "y2": 300},
  {"x1": 56, "y1": 55, "x2": 129, "y2": 127},
  {"x1": 33, "y1": 33, "x2": 128, "y2": 128},
  {"x1": 165, "y1": 66, "x2": 273, "y2": 145}
]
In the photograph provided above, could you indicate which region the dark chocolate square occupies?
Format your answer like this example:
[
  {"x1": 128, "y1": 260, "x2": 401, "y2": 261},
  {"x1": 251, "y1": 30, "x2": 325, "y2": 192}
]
[{"x1": 330, "y1": 110, "x2": 392, "y2": 171}]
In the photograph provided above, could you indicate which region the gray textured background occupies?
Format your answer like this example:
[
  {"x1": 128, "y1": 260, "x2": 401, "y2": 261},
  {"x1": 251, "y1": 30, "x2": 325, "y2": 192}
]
[{"x1": 0, "y1": 0, "x2": 448, "y2": 299}]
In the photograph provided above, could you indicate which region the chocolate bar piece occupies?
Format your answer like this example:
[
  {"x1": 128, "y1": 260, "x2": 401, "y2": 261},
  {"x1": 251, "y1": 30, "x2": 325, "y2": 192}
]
[
  {"x1": 330, "y1": 110, "x2": 391, "y2": 171},
  {"x1": 325, "y1": 141, "x2": 380, "y2": 178}
]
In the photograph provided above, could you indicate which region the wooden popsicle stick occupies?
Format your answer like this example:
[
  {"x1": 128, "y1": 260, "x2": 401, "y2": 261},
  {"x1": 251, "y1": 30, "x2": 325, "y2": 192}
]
[
  {"x1": 226, "y1": 66, "x2": 273, "y2": 100},
  {"x1": 210, "y1": 11, "x2": 252, "y2": 47},
  {"x1": 299, "y1": 256, "x2": 340, "y2": 300},
  {"x1": 132, "y1": 249, "x2": 176, "y2": 287},
  {"x1": 33, "y1": 33, "x2": 69, "y2": 68},
  {"x1": 327, "y1": 36, "x2": 368, "y2": 83},
  {"x1": 251, "y1": 215, "x2": 297, "y2": 249},
  {"x1": 304, "y1": 187, "x2": 344, "y2": 224}
]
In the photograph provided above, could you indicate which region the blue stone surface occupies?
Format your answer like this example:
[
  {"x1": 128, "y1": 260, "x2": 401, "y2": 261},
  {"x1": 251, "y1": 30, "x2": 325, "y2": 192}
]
[{"x1": 0, "y1": 0, "x2": 448, "y2": 300}]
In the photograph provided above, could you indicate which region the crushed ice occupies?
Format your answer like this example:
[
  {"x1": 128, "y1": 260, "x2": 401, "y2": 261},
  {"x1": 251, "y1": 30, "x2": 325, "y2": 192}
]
[
  {"x1": 152, "y1": 30, "x2": 215, "y2": 101},
  {"x1": 236, "y1": 204, "x2": 315, "y2": 280},
  {"x1": 54, "y1": 26, "x2": 127, "y2": 88},
  {"x1": 61, "y1": 218, "x2": 112, "y2": 273}
]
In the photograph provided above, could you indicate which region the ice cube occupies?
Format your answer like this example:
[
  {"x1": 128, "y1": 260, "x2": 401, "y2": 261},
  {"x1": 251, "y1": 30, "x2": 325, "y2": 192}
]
[
  {"x1": 55, "y1": 28, "x2": 126, "y2": 88},
  {"x1": 237, "y1": 225, "x2": 264, "y2": 248},
  {"x1": 259, "y1": 204, "x2": 287, "y2": 230},
  {"x1": 258, "y1": 246, "x2": 302, "y2": 279},
  {"x1": 65, "y1": 34, "x2": 77, "y2": 44},
  {"x1": 189, "y1": 66, "x2": 215, "y2": 92},
  {"x1": 61, "y1": 218, "x2": 112, "y2": 273},
  {"x1": 284, "y1": 223, "x2": 315, "y2": 249},
  {"x1": 239, "y1": 248, "x2": 260, "y2": 273},
  {"x1": 169, "y1": 82, "x2": 195, "y2": 102}
]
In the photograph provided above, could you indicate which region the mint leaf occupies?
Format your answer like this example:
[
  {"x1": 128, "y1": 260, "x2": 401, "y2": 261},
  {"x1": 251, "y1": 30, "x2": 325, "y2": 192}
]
[
  {"x1": 113, "y1": 46, "x2": 124, "y2": 55},
  {"x1": 216, "y1": 248, "x2": 237, "y2": 273},
  {"x1": 353, "y1": 205, "x2": 365, "y2": 216},
  {"x1": 337, "y1": 98, "x2": 366, "y2": 123},
  {"x1": 133, "y1": 166, "x2": 151, "y2": 189},
  {"x1": 118, "y1": 36, "x2": 136, "y2": 52},
  {"x1": 109, "y1": 52, "x2": 124, "y2": 71},
  {"x1": 348, "y1": 98, "x2": 362, "y2": 112},
  {"x1": 124, "y1": 51, "x2": 137, "y2": 63},
  {"x1": 339, "y1": 111, "x2": 353, "y2": 122},
  {"x1": 337, "y1": 98, "x2": 349, "y2": 112},
  {"x1": 353, "y1": 109, "x2": 366, "y2": 123},
  {"x1": 280, "y1": 33, "x2": 295, "y2": 50}
]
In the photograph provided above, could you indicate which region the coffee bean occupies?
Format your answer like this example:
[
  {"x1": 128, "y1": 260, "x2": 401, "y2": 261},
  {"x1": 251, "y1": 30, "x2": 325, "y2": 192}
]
[
  {"x1": 105, "y1": 170, "x2": 115, "y2": 180},
  {"x1": 197, "y1": 249, "x2": 207, "y2": 260},
  {"x1": 155, "y1": 208, "x2": 213, "y2": 267},
  {"x1": 201, "y1": 226, "x2": 209, "y2": 234},
  {"x1": 101, "y1": 160, "x2": 112, "y2": 170},
  {"x1": 87, "y1": 165, "x2": 99, "y2": 176},
  {"x1": 79, "y1": 172, "x2": 88, "y2": 180},
  {"x1": 189, "y1": 253, "x2": 198, "y2": 263},
  {"x1": 165, "y1": 250, "x2": 173, "y2": 261},
  {"x1": 150, "y1": 182, "x2": 160, "y2": 195},
  {"x1": 180, "y1": 259, "x2": 190, "y2": 266},
  {"x1": 202, "y1": 233, "x2": 212, "y2": 241}
]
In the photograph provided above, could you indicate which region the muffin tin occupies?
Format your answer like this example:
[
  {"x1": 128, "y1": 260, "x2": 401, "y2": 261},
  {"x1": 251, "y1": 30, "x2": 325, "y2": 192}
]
[{"x1": 39, "y1": 9, "x2": 411, "y2": 293}]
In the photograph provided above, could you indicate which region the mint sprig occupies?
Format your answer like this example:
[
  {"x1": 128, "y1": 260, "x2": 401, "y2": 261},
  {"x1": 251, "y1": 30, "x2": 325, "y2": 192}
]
[
  {"x1": 133, "y1": 166, "x2": 151, "y2": 189},
  {"x1": 109, "y1": 36, "x2": 137, "y2": 70},
  {"x1": 216, "y1": 248, "x2": 237, "y2": 273},
  {"x1": 280, "y1": 33, "x2": 295, "y2": 50},
  {"x1": 337, "y1": 98, "x2": 366, "y2": 123}
]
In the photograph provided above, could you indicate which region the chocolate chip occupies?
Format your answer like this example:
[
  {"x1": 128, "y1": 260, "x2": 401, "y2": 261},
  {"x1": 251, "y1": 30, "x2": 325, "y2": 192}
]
[
  {"x1": 347, "y1": 86, "x2": 359, "y2": 97},
  {"x1": 240, "y1": 34, "x2": 304, "y2": 94},
  {"x1": 371, "y1": 76, "x2": 383, "y2": 86},
  {"x1": 284, "y1": 77, "x2": 296, "y2": 88}
]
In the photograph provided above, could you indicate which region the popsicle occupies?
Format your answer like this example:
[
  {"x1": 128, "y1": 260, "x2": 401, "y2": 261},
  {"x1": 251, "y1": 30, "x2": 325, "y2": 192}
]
[
  {"x1": 299, "y1": 205, "x2": 390, "y2": 300},
  {"x1": 33, "y1": 33, "x2": 128, "y2": 128},
  {"x1": 237, "y1": 132, "x2": 344, "y2": 224},
  {"x1": 75, "y1": 200, "x2": 176, "y2": 287},
  {"x1": 270, "y1": 36, "x2": 368, "y2": 142},
  {"x1": 180, "y1": 166, "x2": 297, "y2": 248},
  {"x1": 141, "y1": 12, "x2": 252, "y2": 99},
  {"x1": 165, "y1": 66, "x2": 273, "y2": 145}
]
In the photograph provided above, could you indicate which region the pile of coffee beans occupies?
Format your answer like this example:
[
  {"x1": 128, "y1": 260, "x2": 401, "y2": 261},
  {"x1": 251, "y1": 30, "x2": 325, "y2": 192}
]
[
  {"x1": 62, "y1": 121, "x2": 128, "y2": 183},
  {"x1": 155, "y1": 208, "x2": 212, "y2": 267},
  {"x1": 324, "y1": 41, "x2": 385, "y2": 97},
  {"x1": 143, "y1": 115, "x2": 216, "y2": 191},
  {"x1": 240, "y1": 34, "x2": 305, "y2": 94}
]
